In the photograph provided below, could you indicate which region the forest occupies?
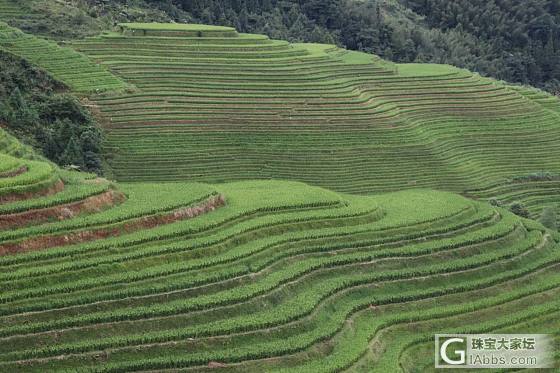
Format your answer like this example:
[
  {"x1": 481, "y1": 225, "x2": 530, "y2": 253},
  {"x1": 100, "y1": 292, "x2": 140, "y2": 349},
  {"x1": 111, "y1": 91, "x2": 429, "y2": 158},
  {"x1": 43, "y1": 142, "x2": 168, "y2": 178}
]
[{"x1": 156, "y1": 0, "x2": 560, "y2": 93}]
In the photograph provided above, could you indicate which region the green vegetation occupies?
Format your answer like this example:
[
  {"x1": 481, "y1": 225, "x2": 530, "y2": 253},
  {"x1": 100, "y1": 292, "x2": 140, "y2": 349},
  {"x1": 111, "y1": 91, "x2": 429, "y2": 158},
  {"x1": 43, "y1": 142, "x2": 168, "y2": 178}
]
[
  {"x1": 120, "y1": 23, "x2": 234, "y2": 31},
  {"x1": 169, "y1": 0, "x2": 560, "y2": 93},
  {"x1": 0, "y1": 22, "x2": 126, "y2": 93},
  {"x1": 0, "y1": 18, "x2": 557, "y2": 216},
  {"x1": 119, "y1": 22, "x2": 238, "y2": 37},
  {"x1": 0, "y1": 135, "x2": 558, "y2": 370},
  {"x1": 0, "y1": 0, "x2": 177, "y2": 40},
  {"x1": 395, "y1": 63, "x2": 460, "y2": 77},
  {"x1": 0, "y1": 51, "x2": 106, "y2": 172},
  {"x1": 119, "y1": 22, "x2": 235, "y2": 32},
  {"x1": 0, "y1": 159, "x2": 54, "y2": 194},
  {"x1": 2, "y1": 0, "x2": 560, "y2": 93},
  {"x1": 0, "y1": 7, "x2": 558, "y2": 371},
  {"x1": 0, "y1": 119, "x2": 40, "y2": 160},
  {"x1": 540, "y1": 206, "x2": 558, "y2": 230},
  {"x1": 62, "y1": 24, "x2": 560, "y2": 218},
  {"x1": 0, "y1": 0, "x2": 30, "y2": 22}
]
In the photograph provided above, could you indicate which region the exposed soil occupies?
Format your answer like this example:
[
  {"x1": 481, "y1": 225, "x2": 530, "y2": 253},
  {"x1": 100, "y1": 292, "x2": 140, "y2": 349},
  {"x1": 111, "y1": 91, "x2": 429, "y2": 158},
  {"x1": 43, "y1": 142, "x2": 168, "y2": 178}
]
[
  {"x1": 208, "y1": 361, "x2": 228, "y2": 368},
  {"x1": 0, "y1": 194, "x2": 225, "y2": 256},
  {"x1": 0, "y1": 189, "x2": 125, "y2": 232},
  {"x1": 0, "y1": 166, "x2": 28, "y2": 178},
  {"x1": 0, "y1": 179, "x2": 65, "y2": 204}
]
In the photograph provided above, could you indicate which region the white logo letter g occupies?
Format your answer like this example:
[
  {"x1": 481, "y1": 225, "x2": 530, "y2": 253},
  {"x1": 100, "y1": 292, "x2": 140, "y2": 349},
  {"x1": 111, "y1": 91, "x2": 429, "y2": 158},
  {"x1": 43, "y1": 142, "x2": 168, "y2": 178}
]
[{"x1": 440, "y1": 338, "x2": 466, "y2": 365}]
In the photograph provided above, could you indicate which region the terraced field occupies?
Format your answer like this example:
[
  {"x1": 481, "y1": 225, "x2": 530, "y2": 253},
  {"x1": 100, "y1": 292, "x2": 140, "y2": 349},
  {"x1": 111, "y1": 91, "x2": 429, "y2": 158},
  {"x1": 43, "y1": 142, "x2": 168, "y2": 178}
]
[
  {"x1": 66, "y1": 23, "x2": 560, "y2": 218},
  {"x1": 0, "y1": 129, "x2": 559, "y2": 371},
  {"x1": 0, "y1": 20, "x2": 559, "y2": 371},
  {"x1": 0, "y1": 0, "x2": 32, "y2": 23},
  {"x1": 0, "y1": 21, "x2": 126, "y2": 92}
]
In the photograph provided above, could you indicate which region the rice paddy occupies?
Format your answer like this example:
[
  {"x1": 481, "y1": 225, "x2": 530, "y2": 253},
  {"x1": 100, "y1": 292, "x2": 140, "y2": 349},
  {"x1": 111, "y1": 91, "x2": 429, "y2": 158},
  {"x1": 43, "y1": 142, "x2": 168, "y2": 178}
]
[
  {"x1": 67, "y1": 25, "x2": 560, "y2": 219},
  {"x1": 0, "y1": 21, "x2": 558, "y2": 372}
]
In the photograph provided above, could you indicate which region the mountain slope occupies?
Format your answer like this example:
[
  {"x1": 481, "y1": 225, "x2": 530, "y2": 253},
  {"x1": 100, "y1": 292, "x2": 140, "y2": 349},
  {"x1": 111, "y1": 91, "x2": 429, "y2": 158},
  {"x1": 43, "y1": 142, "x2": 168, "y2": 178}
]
[
  {"x1": 0, "y1": 22, "x2": 126, "y2": 93},
  {"x1": 63, "y1": 23, "x2": 560, "y2": 219},
  {"x1": 0, "y1": 20, "x2": 558, "y2": 371},
  {"x1": 2, "y1": 0, "x2": 559, "y2": 93},
  {"x1": 1, "y1": 21, "x2": 559, "y2": 218},
  {"x1": 0, "y1": 129, "x2": 558, "y2": 371}
]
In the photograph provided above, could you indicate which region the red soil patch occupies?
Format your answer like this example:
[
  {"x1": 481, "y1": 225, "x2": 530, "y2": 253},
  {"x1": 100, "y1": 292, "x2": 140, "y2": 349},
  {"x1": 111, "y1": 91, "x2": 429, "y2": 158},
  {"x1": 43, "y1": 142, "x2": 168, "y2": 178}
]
[
  {"x1": 0, "y1": 179, "x2": 65, "y2": 204},
  {"x1": 0, "y1": 166, "x2": 28, "y2": 178},
  {"x1": 0, "y1": 189, "x2": 125, "y2": 231},
  {"x1": 0, "y1": 194, "x2": 225, "y2": 256}
]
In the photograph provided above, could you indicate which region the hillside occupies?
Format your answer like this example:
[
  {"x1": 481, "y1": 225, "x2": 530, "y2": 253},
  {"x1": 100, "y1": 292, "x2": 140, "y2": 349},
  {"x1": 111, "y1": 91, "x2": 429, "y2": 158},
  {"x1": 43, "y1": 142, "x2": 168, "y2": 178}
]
[
  {"x1": 1, "y1": 0, "x2": 559, "y2": 94},
  {"x1": 0, "y1": 7, "x2": 559, "y2": 371},
  {"x1": 1, "y1": 20, "x2": 559, "y2": 218},
  {"x1": 0, "y1": 22, "x2": 125, "y2": 93},
  {"x1": 0, "y1": 127, "x2": 558, "y2": 371},
  {"x1": 62, "y1": 23, "x2": 560, "y2": 220}
]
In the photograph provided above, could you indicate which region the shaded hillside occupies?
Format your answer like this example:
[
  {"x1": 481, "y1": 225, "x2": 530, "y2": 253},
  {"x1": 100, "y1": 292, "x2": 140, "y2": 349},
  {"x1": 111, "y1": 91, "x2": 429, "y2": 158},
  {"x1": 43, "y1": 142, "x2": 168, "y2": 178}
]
[
  {"x1": 60, "y1": 23, "x2": 560, "y2": 220},
  {"x1": 0, "y1": 20, "x2": 129, "y2": 172},
  {"x1": 400, "y1": 0, "x2": 560, "y2": 92}
]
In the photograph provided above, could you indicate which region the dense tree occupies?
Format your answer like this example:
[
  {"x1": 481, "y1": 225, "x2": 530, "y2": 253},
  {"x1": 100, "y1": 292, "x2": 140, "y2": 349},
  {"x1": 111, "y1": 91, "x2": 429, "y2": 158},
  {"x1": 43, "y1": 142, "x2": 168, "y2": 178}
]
[
  {"x1": 400, "y1": 0, "x2": 560, "y2": 92},
  {"x1": 0, "y1": 52, "x2": 103, "y2": 172}
]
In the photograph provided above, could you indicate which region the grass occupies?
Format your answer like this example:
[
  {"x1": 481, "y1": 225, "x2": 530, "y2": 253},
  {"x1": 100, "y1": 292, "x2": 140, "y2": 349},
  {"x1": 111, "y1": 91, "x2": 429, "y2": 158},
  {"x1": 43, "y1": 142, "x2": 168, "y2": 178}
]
[
  {"x1": 395, "y1": 63, "x2": 460, "y2": 76},
  {"x1": 118, "y1": 22, "x2": 238, "y2": 38},
  {"x1": 0, "y1": 129, "x2": 61, "y2": 200},
  {"x1": 0, "y1": 0, "x2": 31, "y2": 20},
  {"x1": 0, "y1": 167, "x2": 557, "y2": 371},
  {"x1": 119, "y1": 23, "x2": 236, "y2": 31}
]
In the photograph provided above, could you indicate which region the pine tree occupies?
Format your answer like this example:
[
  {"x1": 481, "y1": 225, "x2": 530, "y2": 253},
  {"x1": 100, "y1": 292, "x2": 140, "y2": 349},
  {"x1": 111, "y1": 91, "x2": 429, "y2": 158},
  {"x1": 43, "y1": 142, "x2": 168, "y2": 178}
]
[{"x1": 59, "y1": 135, "x2": 84, "y2": 168}]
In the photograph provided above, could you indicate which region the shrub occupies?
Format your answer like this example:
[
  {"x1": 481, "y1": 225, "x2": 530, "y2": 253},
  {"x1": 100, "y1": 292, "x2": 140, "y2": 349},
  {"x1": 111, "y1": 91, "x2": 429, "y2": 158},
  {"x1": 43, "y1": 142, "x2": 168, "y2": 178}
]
[
  {"x1": 509, "y1": 202, "x2": 530, "y2": 218},
  {"x1": 539, "y1": 207, "x2": 557, "y2": 230}
]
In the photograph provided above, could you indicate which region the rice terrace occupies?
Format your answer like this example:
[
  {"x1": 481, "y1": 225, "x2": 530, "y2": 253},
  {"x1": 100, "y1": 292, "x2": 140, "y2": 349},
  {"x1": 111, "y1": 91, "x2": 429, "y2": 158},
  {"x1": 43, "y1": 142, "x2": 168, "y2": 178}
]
[{"x1": 0, "y1": 0, "x2": 559, "y2": 372}]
